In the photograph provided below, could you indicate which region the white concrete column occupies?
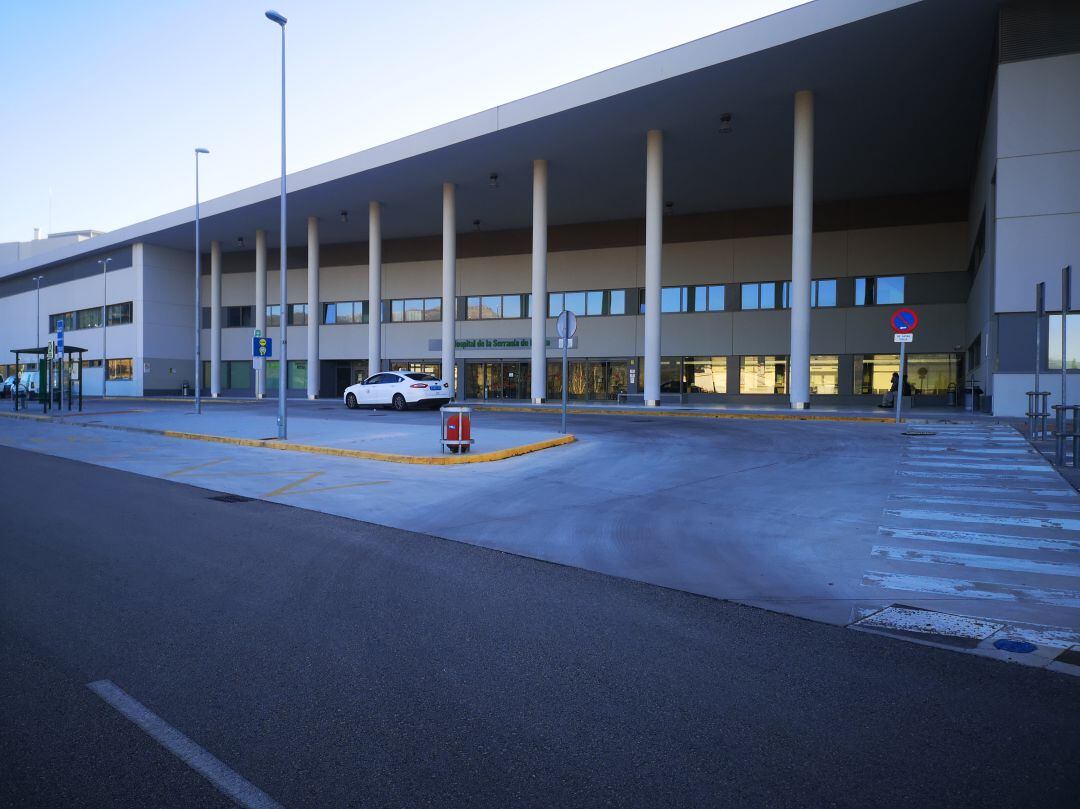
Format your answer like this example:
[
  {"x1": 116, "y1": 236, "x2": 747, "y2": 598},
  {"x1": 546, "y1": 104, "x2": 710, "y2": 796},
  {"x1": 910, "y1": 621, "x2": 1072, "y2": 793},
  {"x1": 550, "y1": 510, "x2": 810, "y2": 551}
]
[
  {"x1": 531, "y1": 159, "x2": 548, "y2": 403},
  {"x1": 368, "y1": 201, "x2": 382, "y2": 376},
  {"x1": 306, "y1": 216, "x2": 320, "y2": 399},
  {"x1": 255, "y1": 229, "x2": 267, "y2": 398},
  {"x1": 441, "y1": 182, "x2": 456, "y2": 395},
  {"x1": 643, "y1": 130, "x2": 663, "y2": 407},
  {"x1": 789, "y1": 90, "x2": 814, "y2": 410},
  {"x1": 210, "y1": 239, "x2": 222, "y2": 397}
]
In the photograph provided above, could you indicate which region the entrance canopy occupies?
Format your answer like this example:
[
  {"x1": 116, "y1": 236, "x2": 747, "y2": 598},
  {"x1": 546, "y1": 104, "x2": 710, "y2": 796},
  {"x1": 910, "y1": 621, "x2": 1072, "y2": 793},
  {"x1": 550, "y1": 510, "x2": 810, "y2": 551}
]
[{"x1": 2, "y1": 0, "x2": 1002, "y2": 279}]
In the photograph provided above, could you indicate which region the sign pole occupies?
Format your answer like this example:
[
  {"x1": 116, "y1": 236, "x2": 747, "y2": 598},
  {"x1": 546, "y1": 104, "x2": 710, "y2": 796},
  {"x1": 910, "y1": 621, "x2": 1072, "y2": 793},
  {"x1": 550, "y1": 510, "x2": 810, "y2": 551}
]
[
  {"x1": 1062, "y1": 266, "x2": 1071, "y2": 411},
  {"x1": 895, "y1": 339, "x2": 906, "y2": 424},
  {"x1": 1035, "y1": 281, "x2": 1045, "y2": 397},
  {"x1": 561, "y1": 334, "x2": 568, "y2": 434}
]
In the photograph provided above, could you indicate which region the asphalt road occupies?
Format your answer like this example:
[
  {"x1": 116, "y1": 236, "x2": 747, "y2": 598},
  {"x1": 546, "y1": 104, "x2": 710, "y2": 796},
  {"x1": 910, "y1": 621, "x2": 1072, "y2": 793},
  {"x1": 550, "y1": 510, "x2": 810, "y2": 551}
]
[{"x1": 1, "y1": 445, "x2": 1077, "y2": 809}]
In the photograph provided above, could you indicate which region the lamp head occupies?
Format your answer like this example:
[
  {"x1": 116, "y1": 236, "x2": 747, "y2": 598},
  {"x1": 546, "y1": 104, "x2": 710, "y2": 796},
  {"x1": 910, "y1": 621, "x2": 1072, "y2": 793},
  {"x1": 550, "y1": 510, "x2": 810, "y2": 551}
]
[
  {"x1": 265, "y1": 10, "x2": 287, "y2": 26},
  {"x1": 195, "y1": 147, "x2": 209, "y2": 155}
]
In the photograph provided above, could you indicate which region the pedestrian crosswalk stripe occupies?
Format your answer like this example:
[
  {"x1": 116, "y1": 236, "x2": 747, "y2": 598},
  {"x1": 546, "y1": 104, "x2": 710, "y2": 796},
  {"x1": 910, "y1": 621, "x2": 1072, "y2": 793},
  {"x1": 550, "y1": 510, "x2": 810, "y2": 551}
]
[
  {"x1": 903, "y1": 460, "x2": 1053, "y2": 473},
  {"x1": 861, "y1": 571, "x2": 1080, "y2": 608},
  {"x1": 895, "y1": 482, "x2": 1074, "y2": 497},
  {"x1": 888, "y1": 494, "x2": 1079, "y2": 512},
  {"x1": 871, "y1": 545, "x2": 1080, "y2": 577},
  {"x1": 884, "y1": 508, "x2": 1080, "y2": 532},
  {"x1": 878, "y1": 525, "x2": 1080, "y2": 552}
]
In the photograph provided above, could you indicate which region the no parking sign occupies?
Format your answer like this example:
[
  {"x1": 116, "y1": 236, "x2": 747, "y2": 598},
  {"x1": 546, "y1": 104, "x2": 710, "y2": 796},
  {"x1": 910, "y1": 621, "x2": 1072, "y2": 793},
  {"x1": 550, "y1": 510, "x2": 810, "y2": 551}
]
[{"x1": 890, "y1": 307, "x2": 918, "y2": 334}]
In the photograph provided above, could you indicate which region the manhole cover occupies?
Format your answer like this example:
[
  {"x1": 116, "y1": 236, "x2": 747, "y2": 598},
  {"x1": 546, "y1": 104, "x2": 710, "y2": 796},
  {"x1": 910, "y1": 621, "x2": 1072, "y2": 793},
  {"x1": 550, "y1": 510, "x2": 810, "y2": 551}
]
[
  {"x1": 902, "y1": 430, "x2": 937, "y2": 436},
  {"x1": 208, "y1": 494, "x2": 253, "y2": 504},
  {"x1": 993, "y1": 638, "x2": 1037, "y2": 654}
]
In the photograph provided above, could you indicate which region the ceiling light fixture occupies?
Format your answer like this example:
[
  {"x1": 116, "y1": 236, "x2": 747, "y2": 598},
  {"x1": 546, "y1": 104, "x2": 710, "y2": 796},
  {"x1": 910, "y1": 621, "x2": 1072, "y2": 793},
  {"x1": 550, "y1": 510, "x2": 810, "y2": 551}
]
[
  {"x1": 719, "y1": 112, "x2": 733, "y2": 134},
  {"x1": 237, "y1": 236, "x2": 245, "y2": 248},
  {"x1": 340, "y1": 209, "x2": 349, "y2": 223},
  {"x1": 488, "y1": 172, "x2": 499, "y2": 189}
]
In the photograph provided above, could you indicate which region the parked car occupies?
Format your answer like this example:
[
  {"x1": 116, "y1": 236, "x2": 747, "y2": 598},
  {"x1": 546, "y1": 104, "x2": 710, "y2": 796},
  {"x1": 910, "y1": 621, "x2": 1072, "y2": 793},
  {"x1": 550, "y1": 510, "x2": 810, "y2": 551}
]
[{"x1": 344, "y1": 372, "x2": 450, "y2": 411}]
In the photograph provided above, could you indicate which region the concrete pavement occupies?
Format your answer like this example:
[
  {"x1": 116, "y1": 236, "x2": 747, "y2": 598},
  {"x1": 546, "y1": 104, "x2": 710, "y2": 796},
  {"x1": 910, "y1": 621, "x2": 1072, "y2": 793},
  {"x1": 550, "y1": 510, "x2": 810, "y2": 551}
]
[{"x1": 2, "y1": 447, "x2": 1078, "y2": 808}]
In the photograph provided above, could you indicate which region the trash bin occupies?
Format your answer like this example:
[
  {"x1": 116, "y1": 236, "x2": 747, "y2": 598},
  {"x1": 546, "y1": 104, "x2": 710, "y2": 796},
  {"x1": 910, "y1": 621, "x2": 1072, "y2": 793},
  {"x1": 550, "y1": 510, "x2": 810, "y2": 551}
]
[
  {"x1": 440, "y1": 405, "x2": 474, "y2": 454},
  {"x1": 946, "y1": 383, "x2": 957, "y2": 407},
  {"x1": 182, "y1": 383, "x2": 189, "y2": 397}
]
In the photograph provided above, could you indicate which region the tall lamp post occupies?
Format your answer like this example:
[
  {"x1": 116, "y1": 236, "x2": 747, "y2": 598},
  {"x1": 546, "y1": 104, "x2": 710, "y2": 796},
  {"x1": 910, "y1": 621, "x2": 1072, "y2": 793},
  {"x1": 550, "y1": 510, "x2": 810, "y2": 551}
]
[
  {"x1": 32, "y1": 275, "x2": 43, "y2": 348},
  {"x1": 98, "y1": 257, "x2": 112, "y2": 397},
  {"x1": 266, "y1": 9, "x2": 288, "y2": 439},
  {"x1": 194, "y1": 147, "x2": 210, "y2": 414}
]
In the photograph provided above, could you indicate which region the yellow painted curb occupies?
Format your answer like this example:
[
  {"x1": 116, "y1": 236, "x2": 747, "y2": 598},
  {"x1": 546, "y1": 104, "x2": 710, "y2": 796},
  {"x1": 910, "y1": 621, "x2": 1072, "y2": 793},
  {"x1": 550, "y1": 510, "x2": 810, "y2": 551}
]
[
  {"x1": 0, "y1": 408, "x2": 576, "y2": 464},
  {"x1": 158, "y1": 430, "x2": 576, "y2": 464},
  {"x1": 468, "y1": 405, "x2": 897, "y2": 424}
]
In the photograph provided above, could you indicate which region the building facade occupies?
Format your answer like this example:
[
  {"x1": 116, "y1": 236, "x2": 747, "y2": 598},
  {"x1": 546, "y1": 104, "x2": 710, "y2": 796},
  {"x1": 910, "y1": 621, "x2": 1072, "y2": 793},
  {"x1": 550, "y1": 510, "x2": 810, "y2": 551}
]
[{"x1": 2, "y1": 0, "x2": 1078, "y2": 416}]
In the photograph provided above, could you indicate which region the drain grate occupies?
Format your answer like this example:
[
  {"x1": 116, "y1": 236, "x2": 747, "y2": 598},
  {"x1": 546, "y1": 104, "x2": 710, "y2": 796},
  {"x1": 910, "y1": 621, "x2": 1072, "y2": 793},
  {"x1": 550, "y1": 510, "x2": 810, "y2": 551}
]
[
  {"x1": 902, "y1": 430, "x2": 937, "y2": 436},
  {"x1": 208, "y1": 494, "x2": 253, "y2": 504}
]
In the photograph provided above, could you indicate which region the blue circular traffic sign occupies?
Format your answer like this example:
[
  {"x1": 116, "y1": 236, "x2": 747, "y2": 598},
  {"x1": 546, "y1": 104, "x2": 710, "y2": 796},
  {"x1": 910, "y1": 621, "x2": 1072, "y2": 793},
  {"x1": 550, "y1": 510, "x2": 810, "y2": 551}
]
[{"x1": 890, "y1": 307, "x2": 918, "y2": 334}]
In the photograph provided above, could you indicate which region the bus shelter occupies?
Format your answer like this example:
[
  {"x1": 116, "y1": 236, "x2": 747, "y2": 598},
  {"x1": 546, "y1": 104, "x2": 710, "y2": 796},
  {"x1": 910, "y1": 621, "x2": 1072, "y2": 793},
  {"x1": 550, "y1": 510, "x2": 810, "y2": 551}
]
[{"x1": 10, "y1": 345, "x2": 87, "y2": 413}]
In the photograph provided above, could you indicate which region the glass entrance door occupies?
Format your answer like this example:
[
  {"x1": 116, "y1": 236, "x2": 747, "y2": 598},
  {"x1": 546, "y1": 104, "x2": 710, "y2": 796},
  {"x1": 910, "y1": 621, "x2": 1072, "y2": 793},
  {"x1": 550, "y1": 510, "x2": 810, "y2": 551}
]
[{"x1": 465, "y1": 361, "x2": 530, "y2": 400}]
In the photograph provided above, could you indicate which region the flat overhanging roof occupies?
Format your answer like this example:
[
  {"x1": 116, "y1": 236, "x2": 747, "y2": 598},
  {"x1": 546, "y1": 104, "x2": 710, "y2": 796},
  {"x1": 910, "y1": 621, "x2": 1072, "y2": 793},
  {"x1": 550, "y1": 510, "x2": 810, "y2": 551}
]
[{"x1": 6, "y1": 0, "x2": 1001, "y2": 280}]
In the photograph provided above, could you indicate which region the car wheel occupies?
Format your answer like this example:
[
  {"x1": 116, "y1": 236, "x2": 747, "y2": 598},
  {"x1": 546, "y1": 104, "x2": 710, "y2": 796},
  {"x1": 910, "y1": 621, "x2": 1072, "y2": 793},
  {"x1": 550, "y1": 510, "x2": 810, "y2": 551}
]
[
  {"x1": 345, "y1": 393, "x2": 358, "y2": 409},
  {"x1": 392, "y1": 393, "x2": 407, "y2": 411}
]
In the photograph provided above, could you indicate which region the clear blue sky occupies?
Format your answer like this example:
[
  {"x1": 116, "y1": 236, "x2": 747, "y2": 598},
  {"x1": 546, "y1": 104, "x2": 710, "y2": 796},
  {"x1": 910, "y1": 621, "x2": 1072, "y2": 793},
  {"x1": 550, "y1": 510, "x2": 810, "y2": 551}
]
[{"x1": 0, "y1": 0, "x2": 808, "y2": 243}]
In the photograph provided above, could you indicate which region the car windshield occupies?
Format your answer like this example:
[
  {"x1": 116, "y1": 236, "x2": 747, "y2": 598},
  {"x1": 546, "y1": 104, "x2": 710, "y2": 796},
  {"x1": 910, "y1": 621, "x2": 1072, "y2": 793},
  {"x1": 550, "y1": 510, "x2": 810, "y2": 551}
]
[{"x1": 404, "y1": 373, "x2": 438, "y2": 381}]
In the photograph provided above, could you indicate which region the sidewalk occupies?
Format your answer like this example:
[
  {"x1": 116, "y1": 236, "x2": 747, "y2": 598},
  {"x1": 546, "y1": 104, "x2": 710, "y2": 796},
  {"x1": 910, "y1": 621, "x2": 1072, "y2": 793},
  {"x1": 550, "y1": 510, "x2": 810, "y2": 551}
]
[{"x1": 1, "y1": 400, "x2": 571, "y2": 463}]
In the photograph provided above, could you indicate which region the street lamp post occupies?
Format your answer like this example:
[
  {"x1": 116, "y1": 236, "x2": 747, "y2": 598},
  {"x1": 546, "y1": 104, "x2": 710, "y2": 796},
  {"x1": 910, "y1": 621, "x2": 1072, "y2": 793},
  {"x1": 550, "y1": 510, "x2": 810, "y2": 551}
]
[
  {"x1": 266, "y1": 9, "x2": 288, "y2": 439},
  {"x1": 32, "y1": 275, "x2": 43, "y2": 347},
  {"x1": 98, "y1": 257, "x2": 112, "y2": 397},
  {"x1": 194, "y1": 147, "x2": 209, "y2": 414}
]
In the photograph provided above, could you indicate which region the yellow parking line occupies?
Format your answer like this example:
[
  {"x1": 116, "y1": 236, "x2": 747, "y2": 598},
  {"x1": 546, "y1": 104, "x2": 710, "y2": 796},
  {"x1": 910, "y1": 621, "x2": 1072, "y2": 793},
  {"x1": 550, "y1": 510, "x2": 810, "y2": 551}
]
[
  {"x1": 164, "y1": 459, "x2": 226, "y2": 478},
  {"x1": 268, "y1": 479, "x2": 390, "y2": 498}
]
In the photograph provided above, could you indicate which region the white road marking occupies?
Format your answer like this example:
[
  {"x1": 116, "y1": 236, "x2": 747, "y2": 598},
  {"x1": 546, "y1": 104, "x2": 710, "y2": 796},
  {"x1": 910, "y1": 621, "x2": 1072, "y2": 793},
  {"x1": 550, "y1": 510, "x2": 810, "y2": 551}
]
[
  {"x1": 884, "y1": 508, "x2": 1080, "y2": 531},
  {"x1": 878, "y1": 526, "x2": 1080, "y2": 552},
  {"x1": 87, "y1": 680, "x2": 284, "y2": 809},
  {"x1": 903, "y1": 460, "x2": 1053, "y2": 473},
  {"x1": 872, "y1": 545, "x2": 1080, "y2": 577},
  {"x1": 888, "y1": 494, "x2": 1079, "y2": 512},
  {"x1": 861, "y1": 571, "x2": 1080, "y2": 608},
  {"x1": 896, "y1": 469, "x2": 1053, "y2": 481},
  {"x1": 916, "y1": 447, "x2": 1033, "y2": 455},
  {"x1": 896, "y1": 482, "x2": 1074, "y2": 497}
]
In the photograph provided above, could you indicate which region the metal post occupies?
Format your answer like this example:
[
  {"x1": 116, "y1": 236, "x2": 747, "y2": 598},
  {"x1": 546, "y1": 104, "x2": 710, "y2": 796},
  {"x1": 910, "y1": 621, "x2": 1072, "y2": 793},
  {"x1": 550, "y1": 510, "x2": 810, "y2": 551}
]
[
  {"x1": 194, "y1": 148, "x2": 209, "y2": 414},
  {"x1": 98, "y1": 257, "x2": 112, "y2": 397},
  {"x1": 1062, "y1": 266, "x2": 1071, "y2": 414},
  {"x1": 561, "y1": 326, "x2": 568, "y2": 434},
  {"x1": 894, "y1": 340, "x2": 906, "y2": 424},
  {"x1": 266, "y1": 10, "x2": 289, "y2": 439},
  {"x1": 33, "y1": 276, "x2": 43, "y2": 348},
  {"x1": 1035, "y1": 281, "x2": 1044, "y2": 398}
]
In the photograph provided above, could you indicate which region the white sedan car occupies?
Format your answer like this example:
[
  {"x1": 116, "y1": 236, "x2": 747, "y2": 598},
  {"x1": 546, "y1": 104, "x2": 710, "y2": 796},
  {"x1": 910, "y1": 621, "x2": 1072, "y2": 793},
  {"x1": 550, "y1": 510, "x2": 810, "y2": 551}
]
[{"x1": 343, "y1": 372, "x2": 451, "y2": 411}]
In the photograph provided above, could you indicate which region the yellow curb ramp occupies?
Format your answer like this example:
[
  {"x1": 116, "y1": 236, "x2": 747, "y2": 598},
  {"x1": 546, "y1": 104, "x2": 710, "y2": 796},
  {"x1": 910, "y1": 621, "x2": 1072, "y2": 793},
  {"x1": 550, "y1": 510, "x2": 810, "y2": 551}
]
[
  {"x1": 469, "y1": 404, "x2": 897, "y2": 424},
  {"x1": 159, "y1": 430, "x2": 576, "y2": 464},
  {"x1": 0, "y1": 410, "x2": 575, "y2": 464}
]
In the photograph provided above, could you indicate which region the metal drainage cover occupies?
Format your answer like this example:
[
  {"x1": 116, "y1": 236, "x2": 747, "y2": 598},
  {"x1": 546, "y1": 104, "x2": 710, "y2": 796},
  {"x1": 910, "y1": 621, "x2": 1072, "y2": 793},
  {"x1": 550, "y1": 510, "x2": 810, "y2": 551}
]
[
  {"x1": 902, "y1": 430, "x2": 937, "y2": 436},
  {"x1": 852, "y1": 605, "x2": 1003, "y2": 643},
  {"x1": 208, "y1": 494, "x2": 253, "y2": 504}
]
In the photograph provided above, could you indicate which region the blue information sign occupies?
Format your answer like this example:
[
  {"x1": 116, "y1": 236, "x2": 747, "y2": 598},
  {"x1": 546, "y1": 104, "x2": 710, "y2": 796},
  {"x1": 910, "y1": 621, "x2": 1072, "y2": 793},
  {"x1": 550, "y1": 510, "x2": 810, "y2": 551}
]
[
  {"x1": 253, "y1": 336, "x2": 272, "y2": 358},
  {"x1": 56, "y1": 319, "x2": 64, "y2": 353}
]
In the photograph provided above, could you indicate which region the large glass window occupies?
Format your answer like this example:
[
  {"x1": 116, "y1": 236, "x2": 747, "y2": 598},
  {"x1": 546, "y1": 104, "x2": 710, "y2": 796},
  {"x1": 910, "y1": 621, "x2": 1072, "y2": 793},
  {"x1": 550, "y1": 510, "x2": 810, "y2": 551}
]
[
  {"x1": 610, "y1": 289, "x2": 626, "y2": 316},
  {"x1": 854, "y1": 354, "x2": 900, "y2": 394},
  {"x1": 661, "y1": 287, "x2": 683, "y2": 313},
  {"x1": 563, "y1": 291, "x2": 587, "y2": 316},
  {"x1": 287, "y1": 303, "x2": 308, "y2": 326},
  {"x1": 741, "y1": 282, "x2": 777, "y2": 310},
  {"x1": 685, "y1": 356, "x2": 727, "y2": 393},
  {"x1": 424, "y1": 298, "x2": 442, "y2": 322},
  {"x1": 740, "y1": 356, "x2": 787, "y2": 394},
  {"x1": 404, "y1": 299, "x2": 424, "y2": 322},
  {"x1": 907, "y1": 354, "x2": 961, "y2": 394},
  {"x1": 324, "y1": 301, "x2": 371, "y2": 324},
  {"x1": 265, "y1": 360, "x2": 307, "y2": 390},
  {"x1": 225, "y1": 306, "x2": 253, "y2": 328},
  {"x1": 78, "y1": 308, "x2": 103, "y2": 330},
  {"x1": 106, "y1": 358, "x2": 133, "y2": 381},
  {"x1": 809, "y1": 355, "x2": 839, "y2": 395},
  {"x1": 480, "y1": 295, "x2": 502, "y2": 319},
  {"x1": 855, "y1": 276, "x2": 905, "y2": 306},
  {"x1": 386, "y1": 297, "x2": 440, "y2": 322},
  {"x1": 1049, "y1": 314, "x2": 1080, "y2": 369},
  {"x1": 266, "y1": 305, "x2": 281, "y2": 327}
]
